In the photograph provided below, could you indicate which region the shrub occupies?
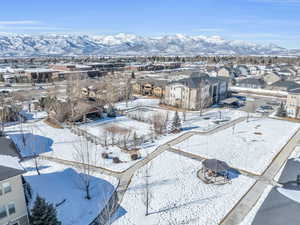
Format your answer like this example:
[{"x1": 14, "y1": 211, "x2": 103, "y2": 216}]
[
  {"x1": 101, "y1": 153, "x2": 109, "y2": 159},
  {"x1": 131, "y1": 154, "x2": 139, "y2": 161},
  {"x1": 113, "y1": 157, "x2": 121, "y2": 163}
]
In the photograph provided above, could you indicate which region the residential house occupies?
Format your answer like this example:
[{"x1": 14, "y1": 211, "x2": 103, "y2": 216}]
[
  {"x1": 286, "y1": 88, "x2": 300, "y2": 118},
  {"x1": 25, "y1": 69, "x2": 55, "y2": 83},
  {"x1": 132, "y1": 78, "x2": 168, "y2": 98},
  {"x1": 268, "y1": 80, "x2": 300, "y2": 92},
  {"x1": 249, "y1": 66, "x2": 261, "y2": 76},
  {"x1": 263, "y1": 72, "x2": 282, "y2": 85},
  {"x1": 217, "y1": 67, "x2": 236, "y2": 78},
  {"x1": 235, "y1": 65, "x2": 250, "y2": 77},
  {"x1": 236, "y1": 78, "x2": 266, "y2": 89},
  {"x1": 0, "y1": 138, "x2": 29, "y2": 225},
  {"x1": 164, "y1": 73, "x2": 229, "y2": 110}
]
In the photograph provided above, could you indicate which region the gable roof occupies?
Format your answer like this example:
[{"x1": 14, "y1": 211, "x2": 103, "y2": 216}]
[
  {"x1": 238, "y1": 78, "x2": 266, "y2": 86},
  {"x1": 0, "y1": 137, "x2": 25, "y2": 181},
  {"x1": 271, "y1": 80, "x2": 300, "y2": 90},
  {"x1": 169, "y1": 73, "x2": 228, "y2": 88}
]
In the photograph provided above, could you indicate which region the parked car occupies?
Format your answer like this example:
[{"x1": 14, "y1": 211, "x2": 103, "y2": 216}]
[
  {"x1": 266, "y1": 101, "x2": 280, "y2": 106},
  {"x1": 260, "y1": 105, "x2": 273, "y2": 110}
]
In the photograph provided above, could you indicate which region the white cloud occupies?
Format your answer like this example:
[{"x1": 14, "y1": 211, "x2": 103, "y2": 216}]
[{"x1": 0, "y1": 20, "x2": 41, "y2": 25}]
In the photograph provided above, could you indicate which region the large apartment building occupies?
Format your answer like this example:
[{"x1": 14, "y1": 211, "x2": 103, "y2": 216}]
[
  {"x1": 0, "y1": 138, "x2": 29, "y2": 225},
  {"x1": 164, "y1": 73, "x2": 229, "y2": 110}
]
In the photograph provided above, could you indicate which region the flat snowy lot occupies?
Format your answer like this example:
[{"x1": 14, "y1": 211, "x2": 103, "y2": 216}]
[
  {"x1": 22, "y1": 160, "x2": 117, "y2": 225},
  {"x1": 175, "y1": 118, "x2": 300, "y2": 175},
  {"x1": 112, "y1": 152, "x2": 255, "y2": 225},
  {"x1": 79, "y1": 116, "x2": 152, "y2": 138},
  {"x1": 115, "y1": 98, "x2": 160, "y2": 110}
]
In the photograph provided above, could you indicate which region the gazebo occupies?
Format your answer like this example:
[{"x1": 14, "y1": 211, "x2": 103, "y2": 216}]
[{"x1": 198, "y1": 159, "x2": 231, "y2": 184}]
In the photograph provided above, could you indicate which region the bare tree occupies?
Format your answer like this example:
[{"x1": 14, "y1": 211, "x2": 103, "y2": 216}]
[
  {"x1": 30, "y1": 125, "x2": 42, "y2": 175},
  {"x1": 73, "y1": 137, "x2": 97, "y2": 200},
  {"x1": 139, "y1": 156, "x2": 153, "y2": 216},
  {"x1": 125, "y1": 77, "x2": 133, "y2": 107},
  {"x1": 152, "y1": 112, "x2": 169, "y2": 135}
]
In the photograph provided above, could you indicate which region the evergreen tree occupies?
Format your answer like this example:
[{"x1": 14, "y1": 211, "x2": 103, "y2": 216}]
[
  {"x1": 276, "y1": 102, "x2": 287, "y2": 117},
  {"x1": 30, "y1": 195, "x2": 61, "y2": 225},
  {"x1": 171, "y1": 111, "x2": 181, "y2": 132}
]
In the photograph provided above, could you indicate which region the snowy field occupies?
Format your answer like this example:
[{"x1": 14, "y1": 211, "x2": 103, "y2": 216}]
[
  {"x1": 22, "y1": 159, "x2": 117, "y2": 225},
  {"x1": 175, "y1": 118, "x2": 300, "y2": 175},
  {"x1": 127, "y1": 106, "x2": 246, "y2": 132},
  {"x1": 115, "y1": 98, "x2": 160, "y2": 110},
  {"x1": 79, "y1": 116, "x2": 152, "y2": 140},
  {"x1": 112, "y1": 151, "x2": 255, "y2": 225},
  {"x1": 5, "y1": 119, "x2": 183, "y2": 172},
  {"x1": 5, "y1": 120, "x2": 147, "y2": 172}
]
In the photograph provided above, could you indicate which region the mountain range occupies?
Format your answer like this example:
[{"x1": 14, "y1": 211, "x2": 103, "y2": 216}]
[{"x1": 0, "y1": 33, "x2": 298, "y2": 57}]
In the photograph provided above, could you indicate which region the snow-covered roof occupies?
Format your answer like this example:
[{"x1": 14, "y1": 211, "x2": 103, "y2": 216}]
[
  {"x1": 25, "y1": 68, "x2": 54, "y2": 73},
  {"x1": 0, "y1": 137, "x2": 24, "y2": 181}
]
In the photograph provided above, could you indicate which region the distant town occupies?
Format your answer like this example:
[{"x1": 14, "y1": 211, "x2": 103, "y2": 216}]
[{"x1": 2, "y1": 55, "x2": 300, "y2": 225}]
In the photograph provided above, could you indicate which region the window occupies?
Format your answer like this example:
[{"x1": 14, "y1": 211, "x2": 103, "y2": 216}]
[
  {"x1": 3, "y1": 182, "x2": 12, "y2": 194},
  {"x1": 0, "y1": 205, "x2": 7, "y2": 219},
  {"x1": 8, "y1": 202, "x2": 16, "y2": 215}
]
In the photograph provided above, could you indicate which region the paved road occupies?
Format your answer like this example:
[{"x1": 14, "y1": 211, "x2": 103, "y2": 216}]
[{"x1": 220, "y1": 127, "x2": 300, "y2": 225}]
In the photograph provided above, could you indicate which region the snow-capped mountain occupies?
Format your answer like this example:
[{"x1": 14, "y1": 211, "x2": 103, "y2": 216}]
[{"x1": 0, "y1": 33, "x2": 296, "y2": 57}]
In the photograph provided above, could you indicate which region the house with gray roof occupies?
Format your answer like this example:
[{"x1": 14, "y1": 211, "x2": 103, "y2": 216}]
[
  {"x1": 235, "y1": 65, "x2": 250, "y2": 77},
  {"x1": 268, "y1": 80, "x2": 300, "y2": 92},
  {"x1": 236, "y1": 78, "x2": 266, "y2": 89},
  {"x1": 0, "y1": 137, "x2": 29, "y2": 225}
]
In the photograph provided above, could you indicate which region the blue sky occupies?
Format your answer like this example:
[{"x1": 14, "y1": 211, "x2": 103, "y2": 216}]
[{"x1": 0, "y1": 0, "x2": 300, "y2": 48}]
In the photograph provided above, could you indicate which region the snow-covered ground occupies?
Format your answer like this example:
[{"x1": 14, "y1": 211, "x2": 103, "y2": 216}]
[
  {"x1": 5, "y1": 120, "x2": 146, "y2": 172},
  {"x1": 175, "y1": 118, "x2": 300, "y2": 175},
  {"x1": 112, "y1": 151, "x2": 255, "y2": 225},
  {"x1": 230, "y1": 86, "x2": 288, "y2": 97},
  {"x1": 79, "y1": 116, "x2": 152, "y2": 141},
  {"x1": 22, "y1": 159, "x2": 117, "y2": 225},
  {"x1": 19, "y1": 109, "x2": 48, "y2": 121},
  {"x1": 115, "y1": 98, "x2": 160, "y2": 110},
  {"x1": 5, "y1": 106, "x2": 248, "y2": 172}
]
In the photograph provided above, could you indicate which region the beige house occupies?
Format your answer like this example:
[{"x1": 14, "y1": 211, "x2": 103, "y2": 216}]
[
  {"x1": 217, "y1": 67, "x2": 235, "y2": 78},
  {"x1": 263, "y1": 72, "x2": 281, "y2": 85},
  {"x1": 132, "y1": 78, "x2": 167, "y2": 98},
  {"x1": 0, "y1": 138, "x2": 29, "y2": 225},
  {"x1": 286, "y1": 88, "x2": 300, "y2": 118}
]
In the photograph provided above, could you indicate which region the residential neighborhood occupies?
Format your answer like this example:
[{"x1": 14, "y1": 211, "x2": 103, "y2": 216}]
[{"x1": 2, "y1": 0, "x2": 300, "y2": 225}]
